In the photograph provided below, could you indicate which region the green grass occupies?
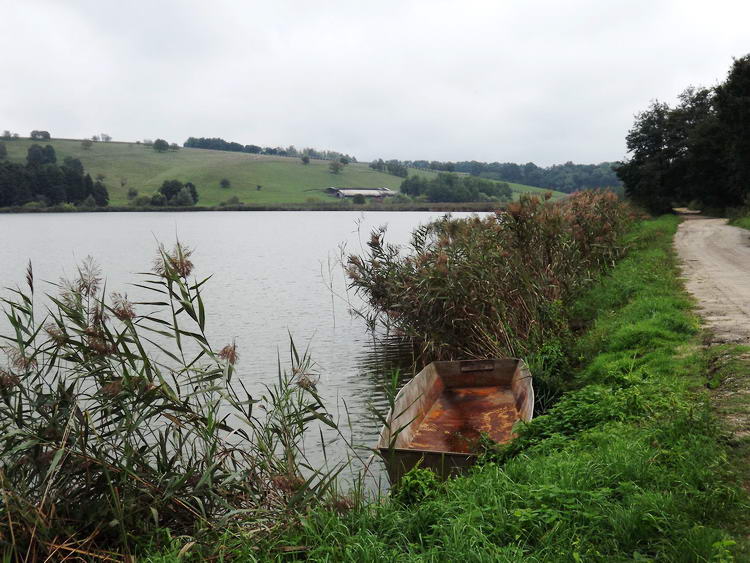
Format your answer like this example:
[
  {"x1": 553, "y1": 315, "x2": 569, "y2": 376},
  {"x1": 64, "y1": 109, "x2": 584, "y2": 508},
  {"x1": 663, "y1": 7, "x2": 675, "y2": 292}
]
[
  {"x1": 191, "y1": 215, "x2": 745, "y2": 562},
  {"x1": 728, "y1": 216, "x2": 750, "y2": 230},
  {"x1": 2, "y1": 138, "x2": 564, "y2": 206}
]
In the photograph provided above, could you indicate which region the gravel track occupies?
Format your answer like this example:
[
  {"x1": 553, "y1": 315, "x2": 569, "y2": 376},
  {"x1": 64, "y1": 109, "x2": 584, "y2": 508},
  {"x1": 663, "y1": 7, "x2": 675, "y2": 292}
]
[{"x1": 675, "y1": 216, "x2": 750, "y2": 345}]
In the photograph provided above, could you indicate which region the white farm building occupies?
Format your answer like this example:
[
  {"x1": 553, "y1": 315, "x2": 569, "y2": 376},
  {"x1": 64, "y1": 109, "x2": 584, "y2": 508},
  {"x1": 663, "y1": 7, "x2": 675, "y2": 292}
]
[{"x1": 326, "y1": 187, "x2": 395, "y2": 199}]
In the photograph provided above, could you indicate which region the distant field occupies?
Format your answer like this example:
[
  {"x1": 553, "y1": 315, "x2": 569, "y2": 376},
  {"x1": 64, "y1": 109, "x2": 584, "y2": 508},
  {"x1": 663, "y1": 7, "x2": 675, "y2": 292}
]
[{"x1": 2, "y1": 139, "x2": 564, "y2": 206}]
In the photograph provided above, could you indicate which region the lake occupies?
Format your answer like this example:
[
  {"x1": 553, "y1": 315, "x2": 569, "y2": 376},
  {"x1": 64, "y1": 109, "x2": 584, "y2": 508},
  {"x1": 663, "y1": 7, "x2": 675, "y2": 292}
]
[{"x1": 0, "y1": 210, "x2": 480, "y2": 484}]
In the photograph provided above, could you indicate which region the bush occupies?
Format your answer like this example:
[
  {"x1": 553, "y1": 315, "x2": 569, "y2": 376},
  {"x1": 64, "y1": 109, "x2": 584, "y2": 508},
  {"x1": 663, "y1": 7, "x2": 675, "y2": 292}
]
[
  {"x1": 352, "y1": 194, "x2": 366, "y2": 205},
  {"x1": 220, "y1": 195, "x2": 242, "y2": 206}
]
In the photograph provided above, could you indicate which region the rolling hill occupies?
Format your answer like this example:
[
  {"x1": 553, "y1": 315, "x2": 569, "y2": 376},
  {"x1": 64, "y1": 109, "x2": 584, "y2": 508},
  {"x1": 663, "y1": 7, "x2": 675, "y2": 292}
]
[{"x1": 2, "y1": 138, "x2": 565, "y2": 206}]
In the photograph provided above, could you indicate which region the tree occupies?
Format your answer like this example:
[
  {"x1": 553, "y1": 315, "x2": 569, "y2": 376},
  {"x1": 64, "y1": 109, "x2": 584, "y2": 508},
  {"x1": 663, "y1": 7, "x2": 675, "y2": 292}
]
[
  {"x1": 127, "y1": 187, "x2": 139, "y2": 200},
  {"x1": 153, "y1": 139, "x2": 169, "y2": 153},
  {"x1": 26, "y1": 144, "x2": 56, "y2": 166},
  {"x1": 715, "y1": 54, "x2": 750, "y2": 206},
  {"x1": 95, "y1": 173, "x2": 106, "y2": 183},
  {"x1": 385, "y1": 160, "x2": 408, "y2": 178},
  {"x1": 62, "y1": 157, "x2": 84, "y2": 175},
  {"x1": 30, "y1": 130, "x2": 51, "y2": 140},
  {"x1": 301, "y1": 155, "x2": 310, "y2": 165},
  {"x1": 352, "y1": 194, "x2": 366, "y2": 205},
  {"x1": 172, "y1": 187, "x2": 196, "y2": 206},
  {"x1": 91, "y1": 135, "x2": 100, "y2": 142},
  {"x1": 220, "y1": 178, "x2": 231, "y2": 189},
  {"x1": 0, "y1": 142, "x2": 6, "y2": 160},
  {"x1": 158, "y1": 179, "x2": 184, "y2": 201},
  {"x1": 185, "y1": 182, "x2": 199, "y2": 204},
  {"x1": 340, "y1": 156, "x2": 350, "y2": 165},
  {"x1": 1, "y1": 131, "x2": 11, "y2": 140},
  {"x1": 81, "y1": 139, "x2": 93, "y2": 150},
  {"x1": 169, "y1": 143, "x2": 180, "y2": 151},
  {"x1": 100, "y1": 133, "x2": 112, "y2": 142},
  {"x1": 150, "y1": 193, "x2": 167, "y2": 206},
  {"x1": 92, "y1": 181, "x2": 109, "y2": 206},
  {"x1": 80, "y1": 195, "x2": 96, "y2": 208},
  {"x1": 329, "y1": 160, "x2": 344, "y2": 174}
]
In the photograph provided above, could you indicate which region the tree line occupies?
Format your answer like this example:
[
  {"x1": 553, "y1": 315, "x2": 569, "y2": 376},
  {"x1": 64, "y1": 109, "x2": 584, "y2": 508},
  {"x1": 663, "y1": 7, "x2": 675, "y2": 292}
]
[
  {"x1": 0, "y1": 143, "x2": 109, "y2": 208},
  {"x1": 369, "y1": 157, "x2": 620, "y2": 193},
  {"x1": 615, "y1": 54, "x2": 750, "y2": 212},
  {"x1": 400, "y1": 173, "x2": 512, "y2": 203},
  {"x1": 183, "y1": 137, "x2": 356, "y2": 162}
]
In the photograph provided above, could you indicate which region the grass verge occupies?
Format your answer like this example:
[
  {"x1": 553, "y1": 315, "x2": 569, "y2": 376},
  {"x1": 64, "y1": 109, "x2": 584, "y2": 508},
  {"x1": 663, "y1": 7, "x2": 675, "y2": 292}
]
[
  {"x1": 191, "y1": 215, "x2": 748, "y2": 562},
  {"x1": 728, "y1": 216, "x2": 750, "y2": 230}
]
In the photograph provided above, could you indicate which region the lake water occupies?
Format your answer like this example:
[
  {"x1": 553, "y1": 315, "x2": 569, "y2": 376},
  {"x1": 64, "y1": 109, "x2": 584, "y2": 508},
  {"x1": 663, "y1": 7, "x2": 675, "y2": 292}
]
[{"x1": 0, "y1": 210, "x2": 479, "y2": 485}]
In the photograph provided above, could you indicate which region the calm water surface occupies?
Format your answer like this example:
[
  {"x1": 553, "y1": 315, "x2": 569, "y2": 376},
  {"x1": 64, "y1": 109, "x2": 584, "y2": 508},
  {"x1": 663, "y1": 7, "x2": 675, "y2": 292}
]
[{"x1": 0, "y1": 210, "x2": 479, "y2": 482}]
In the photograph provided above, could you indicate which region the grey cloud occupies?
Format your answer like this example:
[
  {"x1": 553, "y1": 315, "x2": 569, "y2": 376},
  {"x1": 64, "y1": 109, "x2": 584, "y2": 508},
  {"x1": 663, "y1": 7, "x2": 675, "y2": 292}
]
[{"x1": 1, "y1": 0, "x2": 748, "y2": 165}]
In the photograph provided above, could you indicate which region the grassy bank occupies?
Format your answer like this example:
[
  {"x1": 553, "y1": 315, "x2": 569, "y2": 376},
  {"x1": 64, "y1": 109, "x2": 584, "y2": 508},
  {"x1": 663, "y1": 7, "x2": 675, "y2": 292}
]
[
  {"x1": 219, "y1": 215, "x2": 747, "y2": 561},
  {"x1": 1, "y1": 138, "x2": 563, "y2": 206},
  {"x1": 728, "y1": 216, "x2": 750, "y2": 230}
]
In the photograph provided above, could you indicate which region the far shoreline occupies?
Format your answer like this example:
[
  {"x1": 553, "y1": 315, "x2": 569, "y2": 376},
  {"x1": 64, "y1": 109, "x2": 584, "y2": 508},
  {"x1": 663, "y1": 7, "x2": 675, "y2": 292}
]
[{"x1": 0, "y1": 201, "x2": 508, "y2": 214}]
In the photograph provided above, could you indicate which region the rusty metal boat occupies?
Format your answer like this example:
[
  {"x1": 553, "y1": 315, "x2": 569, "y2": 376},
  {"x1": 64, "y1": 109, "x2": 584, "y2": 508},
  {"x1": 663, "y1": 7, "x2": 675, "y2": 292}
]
[{"x1": 377, "y1": 359, "x2": 534, "y2": 483}]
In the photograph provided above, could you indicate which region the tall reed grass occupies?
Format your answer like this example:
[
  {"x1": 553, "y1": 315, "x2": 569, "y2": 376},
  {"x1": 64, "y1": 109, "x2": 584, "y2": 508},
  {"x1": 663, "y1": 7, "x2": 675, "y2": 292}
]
[
  {"x1": 346, "y1": 191, "x2": 634, "y2": 391},
  {"x1": 0, "y1": 244, "x2": 340, "y2": 560}
]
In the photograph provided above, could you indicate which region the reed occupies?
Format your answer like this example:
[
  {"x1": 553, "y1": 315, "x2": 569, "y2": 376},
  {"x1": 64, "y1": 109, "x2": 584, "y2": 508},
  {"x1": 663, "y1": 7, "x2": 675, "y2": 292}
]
[
  {"x1": 0, "y1": 244, "x2": 340, "y2": 559},
  {"x1": 346, "y1": 190, "x2": 633, "y2": 364}
]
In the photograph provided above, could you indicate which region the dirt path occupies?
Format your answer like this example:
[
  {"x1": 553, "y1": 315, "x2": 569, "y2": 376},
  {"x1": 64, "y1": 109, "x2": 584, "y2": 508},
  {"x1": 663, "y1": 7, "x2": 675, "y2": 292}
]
[
  {"x1": 676, "y1": 216, "x2": 750, "y2": 481},
  {"x1": 675, "y1": 216, "x2": 750, "y2": 345}
]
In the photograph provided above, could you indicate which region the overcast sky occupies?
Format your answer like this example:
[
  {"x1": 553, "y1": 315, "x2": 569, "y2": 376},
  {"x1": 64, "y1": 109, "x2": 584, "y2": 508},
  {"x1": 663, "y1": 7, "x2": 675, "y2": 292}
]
[{"x1": 1, "y1": 1, "x2": 748, "y2": 165}]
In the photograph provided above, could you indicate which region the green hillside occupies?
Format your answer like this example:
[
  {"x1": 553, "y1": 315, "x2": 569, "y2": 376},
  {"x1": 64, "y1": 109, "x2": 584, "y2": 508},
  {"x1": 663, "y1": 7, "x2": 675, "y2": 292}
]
[{"x1": 2, "y1": 139, "x2": 564, "y2": 206}]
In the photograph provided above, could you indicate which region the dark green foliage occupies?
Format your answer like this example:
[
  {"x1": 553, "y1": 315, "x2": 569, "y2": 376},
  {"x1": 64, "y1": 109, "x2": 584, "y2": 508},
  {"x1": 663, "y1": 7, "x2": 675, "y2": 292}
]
[
  {"x1": 329, "y1": 160, "x2": 344, "y2": 174},
  {"x1": 400, "y1": 172, "x2": 511, "y2": 202},
  {"x1": 352, "y1": 193, "x2": 366, "y2": 204},
  {"x1": 386, "y1": 159, "x2": 621, "y2": 192},
  {"x1": 172, "y1": 186, "x2": 195, "y2": 206},
  {"x1": 0, "y1": 148, "x2": 107, "y2": 208},
  {"x1": 152, "y1": 138, "x2": 169, "y2": 153},
  {"x1": 26, "y1": 143, "x2": 56, "y2": 166},
  {"x1": 152, "y1": 180, "x2": 199, "y2": 206},
  {"x1": 301, "y1": 155, "x2": 310, "y2": 164},
  {"x1": 0, "y1": 142, "x2": 6, "y2": 160},
  {"x1": 385, "y1": 159, "x2": 407, "y2": 177},
  {"x1": 126, "y1": 187, "x2": 139, "y2": 200},
  {"x1": 92, "y1": 180, "x2": 109, "y2": 207},
  {"x1": 219, "y1": 177, "x2": 231, "y2": 188},
  {"x1": 29, "y1": 129, "x2": 51, "y2": 140},
  {"x1": 184, "y1": 136, "x2": 356, "y2": 161},
  {"x1": 616, "y1": 54, "x2": 750, "y2": 212}
]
